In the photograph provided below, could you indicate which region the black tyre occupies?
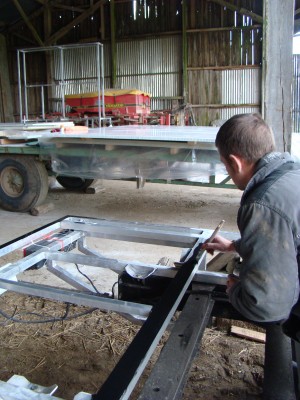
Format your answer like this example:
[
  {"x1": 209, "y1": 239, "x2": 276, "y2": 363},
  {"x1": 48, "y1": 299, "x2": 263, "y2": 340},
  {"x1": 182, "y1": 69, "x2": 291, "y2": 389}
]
[
  {"x1": 56, "y1": 176, "x2": 96, "y2": 191},
  {"x1": 0, "y1": 155, "x2": 49, "y2": 212}
]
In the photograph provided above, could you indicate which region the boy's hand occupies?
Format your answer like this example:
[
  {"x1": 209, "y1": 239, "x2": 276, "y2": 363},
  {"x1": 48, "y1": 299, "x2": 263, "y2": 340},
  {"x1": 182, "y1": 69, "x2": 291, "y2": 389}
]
[{"x1": 202, "y1": 235, "x2": 236, "y2": 255}]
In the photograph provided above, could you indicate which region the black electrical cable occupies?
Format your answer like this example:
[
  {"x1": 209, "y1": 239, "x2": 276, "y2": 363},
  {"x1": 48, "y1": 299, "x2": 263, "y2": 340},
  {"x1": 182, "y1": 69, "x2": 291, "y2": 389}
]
[
  {"x1": 75, "y1": 263, "x2": 101, "y2": 295},
  {"x1": 0, "y1": 302, "x2": 98, "y2": 325},
  {"x1": 111, "y1": 281, "x2": 118, "y2": 298},
  {"x1": 0, "y1": 255, "x2": 112, "y2": 324}
]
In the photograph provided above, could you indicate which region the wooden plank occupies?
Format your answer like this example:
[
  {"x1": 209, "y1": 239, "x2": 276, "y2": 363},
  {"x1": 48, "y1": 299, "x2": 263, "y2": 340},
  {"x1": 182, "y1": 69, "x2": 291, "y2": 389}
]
[
  {"x1": 206, "y1": 252, "x2": 238, "y2": 272},
  {"x1": 85, "y1": 182, "x2": 105, "y2": 194},
  {"x1": 30, "y1": 202, "x2": 55, "y2": 216},
  {"x1": 231, "y1": 326, "x2": 266, "y2": 343}
]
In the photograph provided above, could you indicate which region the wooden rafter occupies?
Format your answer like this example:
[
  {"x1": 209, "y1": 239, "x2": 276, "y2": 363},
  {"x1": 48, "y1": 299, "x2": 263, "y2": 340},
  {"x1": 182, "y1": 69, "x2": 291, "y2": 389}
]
[
  {"x1": 46, "y1": 0, "x2": 106, "y2": 45},
  {"x1": 52, "y1": 4, "x2": 86, "y2": 13},
  {"x1": 207, "y1": 0, "x2": 263, "y2": 24},
  {"x1": 11, "y1": 0, "x2": 44, "y2": 46},
  {"x1": 12, "y1": 31, "x2": 37, "y2": 45},
  {"x1": 7, "y1": 0, "x2": 59, "y2": 33}
]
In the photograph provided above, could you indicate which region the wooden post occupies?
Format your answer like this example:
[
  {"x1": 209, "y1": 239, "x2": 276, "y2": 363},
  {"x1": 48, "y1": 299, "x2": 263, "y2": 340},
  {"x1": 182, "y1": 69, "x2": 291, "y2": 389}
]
[
  {"x1": 0, "y1": 35, "x2": 14, "y2": 122},
  {"x1": 44, "y1": 1, "x2": 52, "y2": 115},
  {"x1": 262, "y1": 0, "x2": 294, "y2": 152},
  {"x1": 110, "y1": 0, "x2": 117, "y2": 88},
  {"x1": 182, "y1": 0, "x2": 188, "y2": 104},
  {"x1": 100, "y1": 3, "x2": 105, "y2": 41}
]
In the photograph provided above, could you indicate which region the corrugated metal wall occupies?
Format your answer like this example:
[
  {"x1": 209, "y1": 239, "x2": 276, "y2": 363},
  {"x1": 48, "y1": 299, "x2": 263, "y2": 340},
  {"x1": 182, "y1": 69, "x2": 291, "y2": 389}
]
[
  {"x1": 187, "y1": 67, "x2": 260, "y2": 125},
  {"x1": 50, "y1": 37, "x2": 182, "y2": 113},
  {"x1": 219, "y1": 67, "x2": 261, "y2": 121},
  {"x1": 49, "y1": 36, "x2": 261, "y2": 125},
  {"x1": 17, "y1": 0, "x2": 299, "y2": 127},
  {"x1": 51, "y1": 46, "x2": 97, "y2": 91},
  {"x1": 49, "y1": 44, "x2": 107, "y2": 113},
  {"x1": 115, "y1": 36, "x2": 182, "y2": 111},
  {"x1": 9, "y1": 0, "x2": 265, "y2": 124}
]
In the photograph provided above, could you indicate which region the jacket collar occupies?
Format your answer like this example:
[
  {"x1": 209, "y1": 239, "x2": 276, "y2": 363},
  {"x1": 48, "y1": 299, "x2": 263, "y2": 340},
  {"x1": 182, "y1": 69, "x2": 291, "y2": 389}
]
[{"x1": 241, "y1": 152, "x2": 293, "y2": 202}]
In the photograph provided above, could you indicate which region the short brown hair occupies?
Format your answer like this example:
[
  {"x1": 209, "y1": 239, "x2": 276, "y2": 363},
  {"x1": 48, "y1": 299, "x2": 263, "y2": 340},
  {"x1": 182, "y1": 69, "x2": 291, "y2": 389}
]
[{"x1": 215, "y1": 113, "x2": 276, "y2": 163}]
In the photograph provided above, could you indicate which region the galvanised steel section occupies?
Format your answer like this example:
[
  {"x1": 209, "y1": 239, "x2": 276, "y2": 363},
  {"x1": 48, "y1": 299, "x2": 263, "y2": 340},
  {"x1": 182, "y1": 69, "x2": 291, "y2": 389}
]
[
  {"x1": 18, "y1": 43, "x2": 105, "y2": 121},
  {"x1": 60, "y1": 216, "x2": 204, "y2": 247},
  {"x1": 0, "y1": 216, "x2": 239, "y2": 399},
  {"x1": 0, "y1": 216, "x2": 233, "y2": 311},
  {"x1": 0, "y1": 279, "x2": 152, "y2": 317}
]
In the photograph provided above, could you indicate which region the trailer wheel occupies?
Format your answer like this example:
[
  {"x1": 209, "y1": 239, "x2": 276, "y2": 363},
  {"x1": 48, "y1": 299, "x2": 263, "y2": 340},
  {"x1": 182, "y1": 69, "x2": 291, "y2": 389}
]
[
  {"x1": 0, "y1": 156, "x2": 49, "y2": 212},
  {"x1": 56, "y1": 176, "x2": 96, "y2": 191}
]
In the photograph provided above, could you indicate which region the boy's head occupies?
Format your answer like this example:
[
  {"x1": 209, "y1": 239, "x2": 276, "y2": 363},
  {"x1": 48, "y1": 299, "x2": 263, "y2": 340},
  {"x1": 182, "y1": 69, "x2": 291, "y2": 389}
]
[{"x1": 215, "y1": 113, "x2": 276, "y2": 163}]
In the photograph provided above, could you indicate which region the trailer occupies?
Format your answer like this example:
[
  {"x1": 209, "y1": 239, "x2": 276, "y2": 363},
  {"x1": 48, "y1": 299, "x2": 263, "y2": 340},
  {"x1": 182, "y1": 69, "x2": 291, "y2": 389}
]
[{"x1": 0, "y1": 124, "x2": 233, "y2": 213}]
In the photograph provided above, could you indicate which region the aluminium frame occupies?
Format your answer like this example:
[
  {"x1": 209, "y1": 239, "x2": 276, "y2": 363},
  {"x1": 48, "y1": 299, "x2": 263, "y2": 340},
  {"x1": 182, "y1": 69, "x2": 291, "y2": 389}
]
[
  {"x1": 0, "y1": 216, "x2": 236, "y2": 399},
  {"x1": 17, "y1": 43, "x2": 105, "y2": 123}
]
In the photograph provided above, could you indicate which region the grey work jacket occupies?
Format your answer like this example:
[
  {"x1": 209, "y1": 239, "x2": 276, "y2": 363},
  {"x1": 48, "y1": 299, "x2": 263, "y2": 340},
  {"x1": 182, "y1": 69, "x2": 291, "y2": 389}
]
[{"x1": 229, "y1": 152, "x2": 300, "y2": 322}]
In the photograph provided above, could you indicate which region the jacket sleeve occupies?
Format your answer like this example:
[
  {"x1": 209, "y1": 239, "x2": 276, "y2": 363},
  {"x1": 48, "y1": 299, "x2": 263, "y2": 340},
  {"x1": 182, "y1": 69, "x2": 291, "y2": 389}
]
[{"x1": 229, "y1": 202, "x2": 299, "y2": 323}]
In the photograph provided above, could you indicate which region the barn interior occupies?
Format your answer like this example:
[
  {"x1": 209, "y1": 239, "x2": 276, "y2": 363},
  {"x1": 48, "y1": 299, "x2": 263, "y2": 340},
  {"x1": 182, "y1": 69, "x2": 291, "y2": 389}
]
[{"x1": 0, "y1": 1, "x2": 299, "y2": 399}]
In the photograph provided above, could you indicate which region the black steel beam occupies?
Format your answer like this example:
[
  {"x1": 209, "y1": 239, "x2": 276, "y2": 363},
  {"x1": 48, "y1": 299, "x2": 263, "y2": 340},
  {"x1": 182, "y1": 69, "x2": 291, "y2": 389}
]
[
  {"x1": 138, "y1": 284, "x2": 215, "y2": 400},
  {"x1": 92, "y1": 244, "x2": 206, "y2": 400}
]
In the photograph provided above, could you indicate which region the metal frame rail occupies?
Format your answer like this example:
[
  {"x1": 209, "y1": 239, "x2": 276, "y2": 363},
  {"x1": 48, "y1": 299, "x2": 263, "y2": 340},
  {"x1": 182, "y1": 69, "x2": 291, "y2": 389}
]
[{"x1": 17, "y1": 43, "x2": 106, "y2": 123}]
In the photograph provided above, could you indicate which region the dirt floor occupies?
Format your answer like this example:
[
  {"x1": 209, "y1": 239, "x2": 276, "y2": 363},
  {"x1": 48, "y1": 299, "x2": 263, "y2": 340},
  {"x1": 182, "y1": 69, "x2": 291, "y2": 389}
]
[{"x1": 0, "y1": 180, "x2": 265, "y2": 399}]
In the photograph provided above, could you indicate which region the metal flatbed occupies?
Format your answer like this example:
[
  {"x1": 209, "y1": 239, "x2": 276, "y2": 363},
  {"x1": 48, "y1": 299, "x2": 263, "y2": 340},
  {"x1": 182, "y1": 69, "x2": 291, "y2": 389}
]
[{"x1": 0, "y1": 125, "x2": 232, "y2": 212}]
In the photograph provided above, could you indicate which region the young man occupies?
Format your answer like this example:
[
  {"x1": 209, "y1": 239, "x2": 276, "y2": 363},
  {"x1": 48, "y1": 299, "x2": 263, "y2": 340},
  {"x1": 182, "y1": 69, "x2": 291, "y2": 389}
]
[{"x1": 203, "y1": 113, "x2": 300, "y2": 323}]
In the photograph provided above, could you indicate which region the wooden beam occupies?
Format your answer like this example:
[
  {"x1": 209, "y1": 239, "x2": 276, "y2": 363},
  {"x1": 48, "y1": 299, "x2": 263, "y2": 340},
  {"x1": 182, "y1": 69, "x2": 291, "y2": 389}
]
[
  {"x1": 262, "y1": 0, "x2": 294, "y2": 152},
  {"x1": 11, "y1": 31, "x2": 37, "y2": 45},
  {"x1": 44, "y1": 0, "x2": 52, "y2": 41},
  {"x1": 110, "y1": 0, "x2": 116, "y2": 88},
  {"x1": 187, "y1": 24, "x2": 261, "y2": 33},
  {"x1": 44, "y1": 0, "x2": 52, "y2": 114},
  {"x1": 46, "y1": 0, "x2": 106, "y2": 45},
  {"x1": 182, "y1": 0, "x2": 188, "y2": 103},
  {"x1": 207, "y1": 0, "x2": 263, "y2": 24},
  {"x1": 190, "y1": 0, "x2": 196, "y2": 29},
  {"x1": 0, "y1": 35, "x2": 15, "y2": 122},
  {"x1": 8, "y1": 0, "x2": 60, "y2": 36},
  {"x1": 100, "y1": 3, "x2": 105, "y2": 40},
  {"x1": 52, "y1": 4, "x2": 85, "y2": 13},
  {"x1": 11, "y1": 0, "x2": 44, "y2": 46},
  {"x1": 7, "y1": 5, "x2": 44, "y2": 33}
]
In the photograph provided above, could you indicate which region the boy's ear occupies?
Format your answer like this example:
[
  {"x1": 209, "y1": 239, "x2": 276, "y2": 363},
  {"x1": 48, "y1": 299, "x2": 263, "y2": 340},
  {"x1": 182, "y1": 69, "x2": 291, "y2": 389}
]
[{"x1": 228, "y1": 154, "x2": 243, "y2": 173}]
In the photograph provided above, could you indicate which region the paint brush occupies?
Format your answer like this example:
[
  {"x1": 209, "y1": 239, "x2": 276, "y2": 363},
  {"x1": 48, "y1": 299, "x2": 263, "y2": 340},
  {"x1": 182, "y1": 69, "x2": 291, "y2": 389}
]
[{"x1": 206, "y1": 219, "x2": 225, "y2": 243}]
